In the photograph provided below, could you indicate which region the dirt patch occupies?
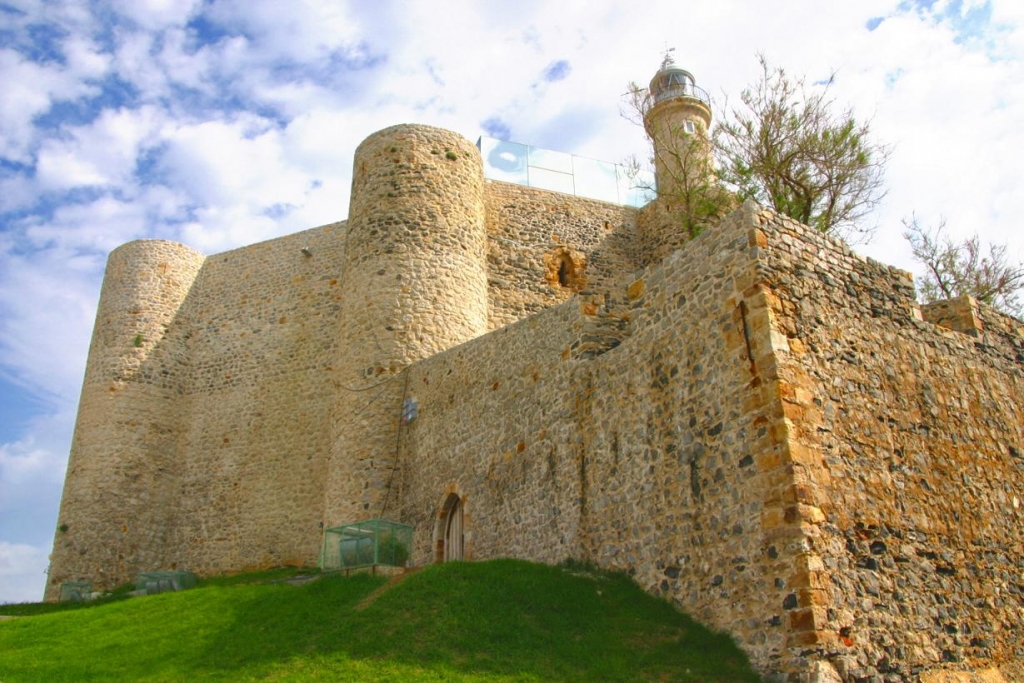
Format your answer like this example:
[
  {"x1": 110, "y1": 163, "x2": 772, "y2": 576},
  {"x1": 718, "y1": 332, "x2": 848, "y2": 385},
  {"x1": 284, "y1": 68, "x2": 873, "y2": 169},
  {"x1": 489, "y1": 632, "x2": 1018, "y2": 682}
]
[{"x1": 355, "y1": 568, "x2": 422, "y2": 611}]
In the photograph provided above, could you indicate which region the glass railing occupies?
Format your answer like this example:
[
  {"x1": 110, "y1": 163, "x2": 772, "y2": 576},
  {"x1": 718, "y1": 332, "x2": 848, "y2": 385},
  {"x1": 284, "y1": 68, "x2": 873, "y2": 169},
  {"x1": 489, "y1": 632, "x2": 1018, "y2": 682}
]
[
  {"x1": 477, "y1": 136, "x2": 656, "y2": 208},
  {"x1": 651, "y1": 82, "x2": 710, "y2": 108}
]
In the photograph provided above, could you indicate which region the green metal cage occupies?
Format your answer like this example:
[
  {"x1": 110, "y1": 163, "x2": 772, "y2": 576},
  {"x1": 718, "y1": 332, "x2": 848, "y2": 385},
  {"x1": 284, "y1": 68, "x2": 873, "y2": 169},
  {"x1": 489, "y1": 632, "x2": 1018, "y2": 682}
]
[
  {"x1": 58, "y1": 581, "x2": 92, "y2": 602},
  {"x1": 135, "y1": 570, "x2": 198, "y2": 595},
  {"x1": 321, "y1": 518, "x2": 413, "y2": 571}
]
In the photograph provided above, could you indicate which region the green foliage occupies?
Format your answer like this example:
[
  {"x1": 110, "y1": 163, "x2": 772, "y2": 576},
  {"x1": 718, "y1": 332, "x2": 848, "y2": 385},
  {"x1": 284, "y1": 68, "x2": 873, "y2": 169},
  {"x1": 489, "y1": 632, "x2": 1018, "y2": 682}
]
[
  {"x1": 0, "y1": 560, "x2": 759, "y2": 682},
  {"x1": 336, "y1": 534, "x2": 407, "y2": 567},
  {"x1": 58, "y1": 523, "x2": 68, "y2": 533},
  {"x1": 132, "y1": 333, "x2": 143, "y2": 348},
  {"x1": 903, "y1": 215, "x2": 1024, "y2": 317},
  {"x1": 379, "y1": 531, "x2": 409, "y2": 567},
  {"x1": 445, "y1": 150, "x2": 458, "y2": 161},
  {"x1": 715, "y1": 55, "x2": 888, "y2": 243}
]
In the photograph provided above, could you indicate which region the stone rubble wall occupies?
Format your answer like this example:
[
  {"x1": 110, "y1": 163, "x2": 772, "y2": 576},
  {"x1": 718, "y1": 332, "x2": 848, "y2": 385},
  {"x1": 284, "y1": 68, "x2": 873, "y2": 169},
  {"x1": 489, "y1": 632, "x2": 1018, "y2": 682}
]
[
  {"x1": 923, "y1": 295, "x2": 1024, "y2": 367},
  {"x1": 756, "y1": 209, "x2": 1024, "y2": 680},
  {"x1": 324, "y1": 124, "x2": 491, "y2": 531},
  {"x1": 483, "y1": 181, "x2": 640, "y2": 329},
  {"x1": 398, "y1": 202, "x2": 806, "y2": 676},
  {"x1": 168, "y1": 223, "x2": 347, "y2": 577}
]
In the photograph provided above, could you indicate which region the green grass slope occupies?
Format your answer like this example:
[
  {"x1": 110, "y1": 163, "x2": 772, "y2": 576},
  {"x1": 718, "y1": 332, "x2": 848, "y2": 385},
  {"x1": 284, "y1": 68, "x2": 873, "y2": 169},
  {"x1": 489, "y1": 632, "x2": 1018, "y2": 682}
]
[{"x1": 0, "y1": 559, "x2": 760, "y2": 682}]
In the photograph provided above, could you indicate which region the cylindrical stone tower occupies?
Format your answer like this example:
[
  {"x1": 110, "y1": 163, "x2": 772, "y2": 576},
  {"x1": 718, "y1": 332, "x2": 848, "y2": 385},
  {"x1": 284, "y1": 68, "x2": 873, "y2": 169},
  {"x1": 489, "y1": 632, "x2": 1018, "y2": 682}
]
[
  {"x1": 643, "y1": 53, "x2": 713, "y2": 196},
  {"x1": 638, "y1": 54, "x2": 718, "y2": 264},
  {"x1": 324, "y1": 124, "x2": 488, "y2": 529},
  {"x1": 46, "y1": 240, "x2": 205, "y2": 599}
]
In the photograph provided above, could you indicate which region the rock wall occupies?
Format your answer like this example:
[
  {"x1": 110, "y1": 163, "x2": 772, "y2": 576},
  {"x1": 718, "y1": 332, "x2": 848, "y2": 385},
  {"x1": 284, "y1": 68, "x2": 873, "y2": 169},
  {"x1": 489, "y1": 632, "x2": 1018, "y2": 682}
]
[
  {"x1": 395, "y1": 202, "x2": 1024, "y2": 680},
  {"x1": 398, "y1": 203, "x2": 807, "y2": 675},
  {"x1": 324, "y1": 124, "x2": 490, "y2": 530},
  {"x1": 483, "y1": 181, "x2": 640, "y2": 329},
  {"x1": 755, "y1": 209, "x2": 1024, "y2": 680},
  {"x1": 169, "y1": 223, "x2": 347, "y2": 576}
]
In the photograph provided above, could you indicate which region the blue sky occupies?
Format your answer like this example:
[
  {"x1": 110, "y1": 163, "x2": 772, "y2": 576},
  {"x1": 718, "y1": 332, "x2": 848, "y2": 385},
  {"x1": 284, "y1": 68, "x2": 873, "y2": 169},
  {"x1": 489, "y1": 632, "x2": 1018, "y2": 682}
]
[{"x1": 2, "y1": 0, "x2": 1023, "y2": 603}]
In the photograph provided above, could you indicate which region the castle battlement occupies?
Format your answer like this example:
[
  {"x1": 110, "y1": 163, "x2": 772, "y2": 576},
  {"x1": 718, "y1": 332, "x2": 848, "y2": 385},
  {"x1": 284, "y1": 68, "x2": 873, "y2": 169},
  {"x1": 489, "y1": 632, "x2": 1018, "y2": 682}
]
[{"x1": 49, "y1": 121, "x2": 1024, "y2": 681}]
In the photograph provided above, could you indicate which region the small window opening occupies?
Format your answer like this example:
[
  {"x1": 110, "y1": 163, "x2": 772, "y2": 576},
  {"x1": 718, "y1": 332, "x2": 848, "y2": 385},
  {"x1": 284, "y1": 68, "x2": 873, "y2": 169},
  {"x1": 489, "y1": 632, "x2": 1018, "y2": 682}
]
[
  {"x1": 546, "y1": 248, "x2": 586, "y2": 292},
  {"x1": 683, "y1": 120, "x2": 696, "y2": 134},
  {"x1": 558, "y1": 258, "x2": 571, "y2": 287}
]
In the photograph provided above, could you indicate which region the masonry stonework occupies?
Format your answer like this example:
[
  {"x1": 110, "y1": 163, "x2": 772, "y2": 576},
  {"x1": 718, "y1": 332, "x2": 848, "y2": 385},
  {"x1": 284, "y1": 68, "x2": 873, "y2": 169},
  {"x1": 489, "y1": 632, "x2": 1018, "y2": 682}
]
[{"x1": 48, "y1": 123, "x2": 1023, "y2": 682}]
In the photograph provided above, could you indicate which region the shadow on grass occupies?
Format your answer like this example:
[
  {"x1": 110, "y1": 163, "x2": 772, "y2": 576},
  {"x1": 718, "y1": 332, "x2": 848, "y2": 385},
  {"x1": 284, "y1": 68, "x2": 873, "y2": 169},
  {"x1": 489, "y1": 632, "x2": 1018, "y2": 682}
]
[{"x1": 193, "y1": 559, "x2": 760, "y2": 682}]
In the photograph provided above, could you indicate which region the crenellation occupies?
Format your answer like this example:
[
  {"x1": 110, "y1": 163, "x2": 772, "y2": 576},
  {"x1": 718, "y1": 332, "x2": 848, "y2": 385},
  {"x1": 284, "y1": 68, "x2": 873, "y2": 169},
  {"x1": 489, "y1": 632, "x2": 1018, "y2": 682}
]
[{"x1": 47, "y1": 121, "x2": 1024, "y2": 682}]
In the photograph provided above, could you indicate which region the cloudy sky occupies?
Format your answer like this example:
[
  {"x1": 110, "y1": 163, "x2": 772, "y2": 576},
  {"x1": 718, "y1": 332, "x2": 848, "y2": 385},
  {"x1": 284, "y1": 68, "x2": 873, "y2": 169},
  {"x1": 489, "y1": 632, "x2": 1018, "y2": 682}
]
[{"x1": 2, "y1": 0, "x2": 1022, "y2": 603}]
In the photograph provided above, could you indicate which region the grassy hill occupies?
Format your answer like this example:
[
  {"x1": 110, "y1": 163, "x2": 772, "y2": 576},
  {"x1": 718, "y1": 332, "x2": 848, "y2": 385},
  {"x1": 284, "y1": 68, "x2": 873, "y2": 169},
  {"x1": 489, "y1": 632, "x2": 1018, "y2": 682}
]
[{"x1": 0, "y1": 559, "x2": 760, "y2": 682}]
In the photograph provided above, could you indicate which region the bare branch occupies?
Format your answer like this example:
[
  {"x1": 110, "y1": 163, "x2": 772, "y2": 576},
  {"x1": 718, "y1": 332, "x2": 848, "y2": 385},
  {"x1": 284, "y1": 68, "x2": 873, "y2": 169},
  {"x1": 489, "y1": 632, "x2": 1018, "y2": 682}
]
[
  {"x1": 903, "y1": 215, "x2": 1024, "y2": 317},
  {"x1": 714, "y1": 55, "x2": 889, "y2": 243}
]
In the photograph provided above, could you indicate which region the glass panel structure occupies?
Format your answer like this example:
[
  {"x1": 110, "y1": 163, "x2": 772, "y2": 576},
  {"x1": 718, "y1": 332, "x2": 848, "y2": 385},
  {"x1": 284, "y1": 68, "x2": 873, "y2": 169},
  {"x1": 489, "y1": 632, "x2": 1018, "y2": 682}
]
[
  {"x1": 58, "y1": 581, "x2": 92, "y2": 602},
  {"x1": 135, "y1": 570, "x2": 198, "y2": 595},
  {"x1": 478, "y1": 137, "x2": 528, "y2": 185},
  {"x1": 477, "y1": 136, "x2": 655, "y2": 208},
  {"x1": 528, "y1": 166, "x2": 575, "y2": 194},
  {"x1": 572, "y1": 157, "x2": 619, "y2": 203},
  {"x1": 528, "y1": 146, "x2": 573, "y2": 174},
  {"x1": 321, "y1": 518, "x2": 414, "y2": 571},
  {"x1": 619, "y1": 168, "x2": 657, "y2": 207}
]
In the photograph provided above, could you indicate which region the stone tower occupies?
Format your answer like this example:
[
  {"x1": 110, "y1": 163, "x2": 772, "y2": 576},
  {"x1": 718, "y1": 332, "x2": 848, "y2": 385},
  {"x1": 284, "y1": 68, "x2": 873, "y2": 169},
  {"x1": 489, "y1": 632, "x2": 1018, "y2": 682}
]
[
  {"x1": 323, "y1": 124, "x2": 489, "y2": 529},
  {"x1": 638, "y1": 54, "x2": 718, "y2": 265},
  {"x1": 46, "y1": 240, "x2": 205, "y2": 599},
  {"x1": 642, "y1": 52, "x2": 713, "y2": 198}
]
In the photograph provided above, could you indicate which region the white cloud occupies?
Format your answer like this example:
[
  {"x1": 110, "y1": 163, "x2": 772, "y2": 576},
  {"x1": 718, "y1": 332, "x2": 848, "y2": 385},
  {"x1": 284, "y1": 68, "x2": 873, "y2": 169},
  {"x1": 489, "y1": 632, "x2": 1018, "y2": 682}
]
[
  {"x1": 109, "y1": 0, "x2": 203, "y2": 32},
  {"x1": 0, "y1": 407, "x2": 74, "y2": 604},
  {"x1": 0, "y1": 542, "x2": 49, "y2": 604},
  {"x1": 0, "y1": 430, "x2": 67, "y2": 491},
  {"x1": 204, "y1": 0, "x2": 366, "y2": 64},
  {"x1": 0, "y1": 242, "x2": 102, "y2": 403},
  {"x1": 35, "y1": 106, "x2": 166, "y2": 192},
  {"x1": 0, "y1": 49, "x2": 102, "y2": 163}
]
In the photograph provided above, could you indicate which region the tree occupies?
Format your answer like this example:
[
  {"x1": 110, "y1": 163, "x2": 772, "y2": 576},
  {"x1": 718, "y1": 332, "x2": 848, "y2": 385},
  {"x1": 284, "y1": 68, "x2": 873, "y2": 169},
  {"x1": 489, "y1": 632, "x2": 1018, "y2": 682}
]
[
  {"x1": 714, "y1": 55, "x2": 889, "y2": 243},
  {"x1": 622, "y1": 82, "x2": 735, "y2": 239},
  {"x1": 903, "y1": 215, "x2": 1024, "y2": 318}
]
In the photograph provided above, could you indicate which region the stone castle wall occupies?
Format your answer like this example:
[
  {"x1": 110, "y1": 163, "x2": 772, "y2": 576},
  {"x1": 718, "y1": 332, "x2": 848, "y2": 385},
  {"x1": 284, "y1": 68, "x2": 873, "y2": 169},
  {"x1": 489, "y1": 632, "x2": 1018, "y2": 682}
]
[
  {"x1": 755, "y1": 210, "x2": 1024, "y2": 679},
  {"x1": 47, "y1": 125, "x2": 643, "y2": 596},
  {"x1": 46, "y1": 124, "x2": 1024, "y2": 681},
  {"x1": 49, "y1": 240, "x2": 205, "y2": 593},
  {"x1": 483, "y1": 181, "x2": 640, "y2": 328},
  {"x1": 398, "y1": 204, "x2": 807, "y2": 674},
  {"x1": 394, "y1": 200, "x2": 1024, "y2": 679},
  {"x1": 324, "y1": 125, "x2": 490, "y2": 530},
  {"x1": 169, "y1": 223, "x2": 348, "y2": 576}
]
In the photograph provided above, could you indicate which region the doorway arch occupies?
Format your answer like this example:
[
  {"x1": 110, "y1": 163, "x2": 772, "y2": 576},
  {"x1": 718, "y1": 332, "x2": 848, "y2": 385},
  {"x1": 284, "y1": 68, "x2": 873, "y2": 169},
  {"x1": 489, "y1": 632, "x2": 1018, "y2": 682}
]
[{"x1": 433, "y1": 491, "x2": 468, "y2": 563}]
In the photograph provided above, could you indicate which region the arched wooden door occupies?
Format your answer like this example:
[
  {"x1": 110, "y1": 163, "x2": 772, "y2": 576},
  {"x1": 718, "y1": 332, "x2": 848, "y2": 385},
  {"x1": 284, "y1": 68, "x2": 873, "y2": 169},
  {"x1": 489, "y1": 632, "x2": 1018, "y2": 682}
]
[{"x1": 443, "y1": 496, "x2": 464, "y2": 562}]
